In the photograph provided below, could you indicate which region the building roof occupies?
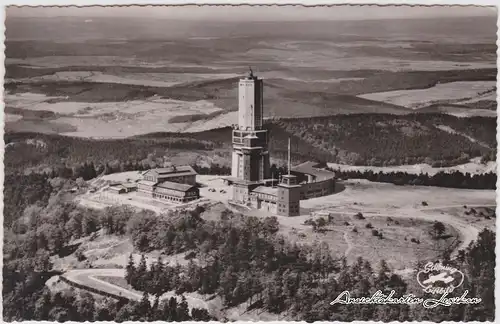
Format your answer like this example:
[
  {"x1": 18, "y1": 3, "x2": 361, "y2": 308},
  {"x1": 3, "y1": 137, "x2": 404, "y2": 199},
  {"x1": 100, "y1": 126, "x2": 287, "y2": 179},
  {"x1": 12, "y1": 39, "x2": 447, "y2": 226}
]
[
  {"x1": 291, "y1": 161, "x2": 335, "y2": 181},
  {"x1": 121, "y1": 183, "x2": 138, "y2": 189},
  {"x1": 108, "y1": 186, "x2": 125, "y2": 191},
  {"x1": 143, "y1": 165, "x2": 197, "y2": 178},
  {"x1": 156, "y1": 181, "x2": 197, "y2": 192},
  {"x1": 137, "y1": 180, "x2": 157, "y2": 186},
  {"x1": 252, "y1": 186, "x2": 278, "y2": 196}
]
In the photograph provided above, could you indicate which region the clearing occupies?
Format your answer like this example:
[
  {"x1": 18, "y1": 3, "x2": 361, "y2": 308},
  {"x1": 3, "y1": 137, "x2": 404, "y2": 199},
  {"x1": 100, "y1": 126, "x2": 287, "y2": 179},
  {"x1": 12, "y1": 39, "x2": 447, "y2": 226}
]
[{"x1": 358, "y1": 81, "x2": 496, "y2": 109}]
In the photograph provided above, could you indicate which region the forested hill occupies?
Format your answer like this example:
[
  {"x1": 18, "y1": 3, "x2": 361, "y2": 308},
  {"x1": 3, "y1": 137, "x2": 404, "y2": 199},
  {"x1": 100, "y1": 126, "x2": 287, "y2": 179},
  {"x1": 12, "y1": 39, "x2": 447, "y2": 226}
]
[{"x1": 4, "y1": 113, "x2": 496, "y2": 175}]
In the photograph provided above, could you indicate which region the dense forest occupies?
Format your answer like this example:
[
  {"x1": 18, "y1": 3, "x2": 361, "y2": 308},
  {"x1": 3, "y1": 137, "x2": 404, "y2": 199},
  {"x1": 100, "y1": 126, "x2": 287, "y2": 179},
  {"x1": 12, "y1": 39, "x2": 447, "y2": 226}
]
[
  {"x1": 332, "y1": 169, "x2": 497, "y2": 190},
  {"x1": 4, "y1": 113, "x2": 497, "y2": 176},
  {"x1": 3, "y1": 183, "x2": 495, "y2": 321},
  {"x1": 275, "y1": 113, "x2": 496, "y2": 166}
]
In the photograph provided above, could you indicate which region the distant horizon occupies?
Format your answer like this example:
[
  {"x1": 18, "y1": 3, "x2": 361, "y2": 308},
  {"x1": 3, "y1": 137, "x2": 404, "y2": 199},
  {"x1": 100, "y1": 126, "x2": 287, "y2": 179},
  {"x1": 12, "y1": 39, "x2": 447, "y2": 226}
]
[{"x1": 7, "y1": 5, "x2": 497, "y2": 21}]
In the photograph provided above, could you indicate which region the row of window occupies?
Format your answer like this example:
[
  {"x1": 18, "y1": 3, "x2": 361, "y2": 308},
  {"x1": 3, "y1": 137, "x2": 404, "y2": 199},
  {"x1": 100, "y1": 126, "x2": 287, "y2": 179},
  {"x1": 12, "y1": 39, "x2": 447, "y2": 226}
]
[
  {"x1": 153, "y1": 194, "x2": 185, "y2": 202},
  {"x1": 278, "y1": 205, "x2": 299, "y2": 214},
  {"x1": 278, "y1": 207, "x2": 298, "y2": 214}
]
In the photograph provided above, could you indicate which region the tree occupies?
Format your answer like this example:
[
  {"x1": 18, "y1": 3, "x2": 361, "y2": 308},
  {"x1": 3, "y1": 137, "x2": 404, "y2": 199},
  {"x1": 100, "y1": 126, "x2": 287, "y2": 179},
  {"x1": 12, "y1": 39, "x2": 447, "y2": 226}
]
[
  {"x1": 192, "y1": 308, "x2": 211, "y2": 321},
  {"x1": 432, "y1": 221, "x2": 446, "y2": 238},
  {"x1": 136, "y1": 292, "x2": 151, "y2": 320},
  {"x1": 93, "y1": 298, "x2": 118, "y2": 321},
  {"x1": 176, "y1": 296, "x2": 190, "y2": 321},
  {"x1": 75, "y1": 292, "x2": 96, "y2": 321},
  {"x1": 34, "y1": 289, "x2": 52, "y2": 320},
  {"x1": 115, "y1": 302, "x2": 138, "y2": 322},
  {"x1": 125, "y1": 254, "x2": 135, "y2": 285},
  {"x1": 163, "y1": 297, "x2": 178, "y2": 321},
  {"x1": 135, "y1": 255, "x2": 148, "y2": 291},
  {"x1": 33, "y1": 249, "x2": 52, "y2": 272}
]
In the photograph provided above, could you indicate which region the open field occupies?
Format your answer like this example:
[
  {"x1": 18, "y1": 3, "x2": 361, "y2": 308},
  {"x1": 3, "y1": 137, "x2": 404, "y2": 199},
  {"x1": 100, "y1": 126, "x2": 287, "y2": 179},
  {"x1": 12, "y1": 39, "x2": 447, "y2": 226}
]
[
  {"x1": 10, "y1": 70, "x2": 240, "y2": 87},
  {"x1": 5, "y1": 69, "x2": 496, "y2": 137},
  {"x1": 5, "y1": 92, "x2": 225, "y2": 137},
  {"x1": 358, "y1": 80, "x2": 496, "y2": 110},
  {"x1": 285, "y1": 213, "x2": 460, "y2": 268},
  {"x1": 5, "y1": 16, "x2": 497, "y2": 139},
  {"x1": 269, "y1": 179, "x2": 493, "y2": 269}
]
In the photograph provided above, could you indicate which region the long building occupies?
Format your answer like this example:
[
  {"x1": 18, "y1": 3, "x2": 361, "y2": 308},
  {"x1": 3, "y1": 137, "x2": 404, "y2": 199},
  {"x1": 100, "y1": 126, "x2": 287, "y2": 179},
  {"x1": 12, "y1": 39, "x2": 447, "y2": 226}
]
[
  {"x1": 137, "y1": 165, "x2": 200, "y2": 203},
  {"x1": 229, "y1": 70, "x2": 335, "y2": 216}
]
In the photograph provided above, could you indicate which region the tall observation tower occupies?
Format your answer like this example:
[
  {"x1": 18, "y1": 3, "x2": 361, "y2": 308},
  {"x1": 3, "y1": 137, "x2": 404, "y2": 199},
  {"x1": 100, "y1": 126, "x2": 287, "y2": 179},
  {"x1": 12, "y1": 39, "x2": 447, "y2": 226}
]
[{"x1": 231, "y1": 69, "x2": 270, "y2": 204}]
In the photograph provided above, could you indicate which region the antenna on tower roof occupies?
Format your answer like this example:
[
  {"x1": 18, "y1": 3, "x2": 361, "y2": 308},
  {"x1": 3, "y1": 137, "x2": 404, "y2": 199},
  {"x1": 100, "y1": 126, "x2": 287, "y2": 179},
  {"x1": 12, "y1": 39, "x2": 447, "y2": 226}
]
[
  {"x1": 288, "y1": 137, "x2": 291, "y2": 176},
  {"x1": 249, "y1": 66, "x2": 254, "y2": 77}
]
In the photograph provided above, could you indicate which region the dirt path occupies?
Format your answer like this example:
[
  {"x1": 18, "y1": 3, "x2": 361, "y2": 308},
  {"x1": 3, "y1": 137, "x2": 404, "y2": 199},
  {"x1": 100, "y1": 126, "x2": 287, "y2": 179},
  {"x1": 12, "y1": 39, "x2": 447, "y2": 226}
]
[
  {"x1": 434, "y1": 124, "x2": 491, "y2": 149},
  {"x1": 321, "y1": 204, "x2": 494, "y2": 256},
  {"x1": 342, "y1": 231, "x2": 354, "y2": 257}
]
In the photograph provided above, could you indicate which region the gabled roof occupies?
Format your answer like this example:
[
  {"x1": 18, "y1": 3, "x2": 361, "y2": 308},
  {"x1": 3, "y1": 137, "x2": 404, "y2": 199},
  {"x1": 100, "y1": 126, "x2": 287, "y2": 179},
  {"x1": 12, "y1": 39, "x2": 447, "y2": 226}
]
[
  {"x1": 121, "y1": 183, "x2": 138, "y2": 189},
  {"x1": 291, "y1": 161, "x2": 335, "y2": 181},
  {"x1": 143, "y1": 165, "x2": 197, "y2": 178},
  {"x1": 137, "y1": 180, "x2": 157, "y2": 186},
  {"x1": 156, "y1": 181, "x2": 197, "y2": 192}
]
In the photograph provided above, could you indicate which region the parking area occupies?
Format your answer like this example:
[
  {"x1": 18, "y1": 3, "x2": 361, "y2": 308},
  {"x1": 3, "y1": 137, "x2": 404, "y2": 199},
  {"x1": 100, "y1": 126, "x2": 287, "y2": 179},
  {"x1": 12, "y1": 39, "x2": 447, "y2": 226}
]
[{"x1": 197, "y1": 175, "x2": 232, "y2": 203}]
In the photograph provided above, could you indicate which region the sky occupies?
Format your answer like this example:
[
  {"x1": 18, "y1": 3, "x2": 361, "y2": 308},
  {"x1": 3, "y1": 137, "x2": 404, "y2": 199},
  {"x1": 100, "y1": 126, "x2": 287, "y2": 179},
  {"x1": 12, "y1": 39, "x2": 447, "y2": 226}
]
[{"x1": 6, "y1": 5, "x2": 497, "y2": 21}]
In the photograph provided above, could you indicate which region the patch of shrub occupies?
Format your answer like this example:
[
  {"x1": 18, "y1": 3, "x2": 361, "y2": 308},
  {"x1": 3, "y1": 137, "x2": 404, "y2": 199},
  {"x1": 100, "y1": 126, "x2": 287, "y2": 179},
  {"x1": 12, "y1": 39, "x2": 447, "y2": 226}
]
[
  {"x1": 75, "y1": 249, "x2": 86, "y2": 261},
  {"x1": 185, "y1": 251, "x2": 197, "y2": 260},
  {"x1": 304, "y1": 219, "x2": 314, "y2": 225},
  {"x1": 365, "y1": 223, "x2": 373, "y2": 229},
  {"x1": 354, "y1": 212, "x2": 365, "y2": 220}
]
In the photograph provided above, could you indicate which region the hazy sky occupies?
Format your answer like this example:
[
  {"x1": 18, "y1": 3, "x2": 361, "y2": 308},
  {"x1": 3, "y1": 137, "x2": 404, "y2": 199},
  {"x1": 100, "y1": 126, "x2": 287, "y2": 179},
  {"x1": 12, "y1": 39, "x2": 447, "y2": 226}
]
[{"x1": 7, "y1": 5, "x2": 497, "y2": 21}]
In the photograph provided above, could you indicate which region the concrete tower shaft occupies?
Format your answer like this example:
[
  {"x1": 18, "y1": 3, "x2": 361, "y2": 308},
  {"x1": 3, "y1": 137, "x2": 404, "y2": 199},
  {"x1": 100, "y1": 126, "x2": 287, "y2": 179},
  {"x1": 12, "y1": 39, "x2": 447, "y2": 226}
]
[
  {"x1": 231, "y1": 71, "x2": 270, "y2": 199},
  {"x1": 238, "y1": 74, "x2": 263, "y2": 131}
]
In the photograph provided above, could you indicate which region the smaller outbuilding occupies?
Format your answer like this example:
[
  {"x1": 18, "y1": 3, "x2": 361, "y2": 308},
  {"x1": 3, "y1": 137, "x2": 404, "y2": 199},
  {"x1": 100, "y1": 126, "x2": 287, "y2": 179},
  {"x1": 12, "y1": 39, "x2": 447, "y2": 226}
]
[
  {"x1": 121, "y1": 182, "x2": 138, "y2": 193},
  {"x1": 107, "y1": 185, "x2": 126, "y2": 194}
]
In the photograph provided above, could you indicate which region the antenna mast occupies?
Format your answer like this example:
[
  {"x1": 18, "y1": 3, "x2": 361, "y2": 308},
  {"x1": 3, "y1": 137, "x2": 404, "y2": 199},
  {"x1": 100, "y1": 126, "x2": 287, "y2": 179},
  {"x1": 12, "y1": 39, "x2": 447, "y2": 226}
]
[{"x1": 288, "y1": 137, "x2": 291, "y2": 176}]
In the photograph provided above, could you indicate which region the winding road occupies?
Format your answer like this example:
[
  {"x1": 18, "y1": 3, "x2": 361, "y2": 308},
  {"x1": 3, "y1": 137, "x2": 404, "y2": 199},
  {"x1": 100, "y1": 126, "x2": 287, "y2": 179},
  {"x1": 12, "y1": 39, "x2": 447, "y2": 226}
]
[{"x1": 61, "y1": 268, "x2": 208, "y2": 309}]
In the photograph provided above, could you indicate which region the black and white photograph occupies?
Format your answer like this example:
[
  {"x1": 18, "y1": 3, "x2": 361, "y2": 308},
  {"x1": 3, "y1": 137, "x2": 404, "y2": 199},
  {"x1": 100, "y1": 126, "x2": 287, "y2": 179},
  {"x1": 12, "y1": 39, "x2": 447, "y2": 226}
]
[{"x1": 2, "y1": 3, "x2": 497, "y2": 322}]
